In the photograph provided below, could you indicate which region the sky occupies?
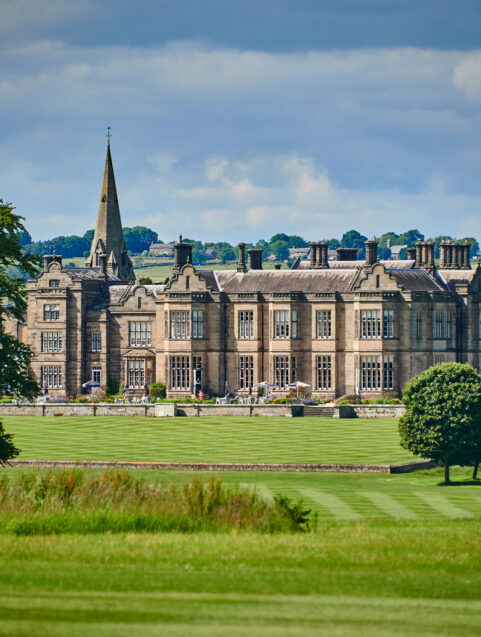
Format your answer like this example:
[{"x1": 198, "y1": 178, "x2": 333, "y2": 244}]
[{"x1": 1, "y1": 1, "x2": 481, "y2": 244}]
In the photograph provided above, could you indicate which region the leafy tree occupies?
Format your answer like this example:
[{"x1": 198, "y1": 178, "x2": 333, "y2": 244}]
[
  {"x1": 341, "y1": 230, "x2": 367, "y2": 259},
  {"x1": 17, "y1": 230, "x2": 32, "y2": 247},
  {"x1": 220, "y1": 247, "x2": 236, "y2": 263},
  {"x1": 138, "y1": 277, "x2": 153, "y2": 285},
  {"x1": 398, "y1": 229, "x2": 424, "y2": 246},
  {"x1": 123, "y1": 226, "x2": 158, "y2": 254},
  {"x1": 460, "y1": 237, "x2": 480, "y2": 258},
  {"x1": 270, "y1": 240, "x2": 289, "y2": 261},
  {"x1": 105, "y1": 378, "x2": 120, "y2": 396},
  {"x1": 328, "y1": 238, "x2": 341, "y2": 250},
  {"x1": 399, "y1": 363, "x2": 481, "y2": 484},
  {"x1": 269, "y1": 233, "x2": 289, "y2": 245},
  {"x1": 0, "y1": 420, "x2": 20, "y2": 464},
  {"x1": 255, "y1": 239, "x2": 269, "y2": 260},
  {"x1": 287, "y1": 235, "x2": 308, "y2": 248},
  {"x1": 149, "y1": 382, "x2": 166, "y2": 400},
  {"x1": 0, "y1": 201, "x2": 41, "y2": 397}
]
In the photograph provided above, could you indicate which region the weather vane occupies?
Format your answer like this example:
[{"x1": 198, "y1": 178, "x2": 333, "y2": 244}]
[{"x1": 106, "y1": 126, "x2": 111, "y2": 146}]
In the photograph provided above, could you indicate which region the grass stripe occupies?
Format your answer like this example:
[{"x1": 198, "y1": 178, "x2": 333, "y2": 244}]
[
  {"x1": 415, "y1": 492, "x2": 475, "y2": 519},
  {"x1": 300, "y1": 488, "x2": 363, "y2": 519},
  {"x1": 359, "y1": 491, "x2": 417, "y2": 519}
]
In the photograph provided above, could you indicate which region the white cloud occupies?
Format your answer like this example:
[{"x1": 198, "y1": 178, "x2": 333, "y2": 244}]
[
  {"x1": 0, "y1": 41, "x2": 480, "y2": 242},
  {"x1": 453, "y1": 52, "x2": 481, "y2": 103}
]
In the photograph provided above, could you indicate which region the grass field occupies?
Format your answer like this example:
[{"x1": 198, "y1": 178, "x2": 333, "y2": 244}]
[
  {"x1": 1, "y1": 520, "x2": 481, "y2": 636},
  {"x1": 3, "y1": 417, "x2": 481, "y2": 634},
  {"x1": 2, "y1": 416, "x2": 414, "y2": 464}
]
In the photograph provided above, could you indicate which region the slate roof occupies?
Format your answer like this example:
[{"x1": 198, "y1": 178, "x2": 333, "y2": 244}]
[
  {"x1": 295, "y1": 259, "x2": 415, "y2": 270},
  {"x1": 437, "y1": 269, "x2": 477, "y2": 291},
  {"x1": 388, "y1": 269, "x2": 445, "y2": 292},
  {"x1": 64, "y1": 268, "x2": 119, "y2": 281},
  {"x1": 214, "y1": 269, "x2": 359, "y2": 293}
]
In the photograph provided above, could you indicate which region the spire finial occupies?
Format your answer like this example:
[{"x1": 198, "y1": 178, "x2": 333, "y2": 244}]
[{"x1": 106, "y1": 126, "x2": 111, "y2": 147}]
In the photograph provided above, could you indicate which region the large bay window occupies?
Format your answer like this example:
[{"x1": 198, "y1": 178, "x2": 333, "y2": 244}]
[
  {"x1": 43, "y1": 305, "x2": 60, "y2": 321},
  {"x1": 170, "y1": 356, "x2": 190, "y2": 390},
  {"x1": 238, "y1": 311, "x2": 254, "y2": 339},
  {"x1": 316, "y1": 356, "x2": 332, "y2": 390},
  {"x1": 239, "y1": 355, "x2": 254, "y2": 389},
  {"x1": 91, "y1": 332, "x2": 102, "y2": 352},
  {"x1": 41, "y1": 365, "x2": 62, "y2": 388},
  {"x1": 433, "y1": 310, "x2": 452, "y2": 340},
  {"x1": 360, "y1": 310, "x2": 381, "y2": 339},
  {"x1": 127, "y1": 359, "x2": 145, "y2": 387},
  {"x1": 129, "y1": 322, "x2": 151, "y2": 347},
  {"x1": 383, "y1": 310, "x2": 394, "y2": 339},
  {"x1": 274, "y1": 355, "x2": 296, "y2": 389},
  {"x1": 360, "y1": 355, "x2": 395, "y2": 391},
  {"x1": 41, "y1": 332, "x2": 62, "y2": 352},
  {"x1": 274, "y1": 310, "x2": 297, "y2": 339},
  {"x1": 170, "y1": 311, "x2": 190, "y2": 339},
  {"x1": 316, "y1": 310, "x2": 331, "y2": 338},
  {"x1": 192, "y1": 311, "x2": 204, "y2": 339}
]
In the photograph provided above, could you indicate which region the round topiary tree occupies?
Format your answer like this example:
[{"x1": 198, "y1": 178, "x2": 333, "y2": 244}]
[
  {"x1": 399, "y1": 363, "x2": 481, "y2": 484},
  {"x1": 0, "y1": 419, "x2": 20, "y2": 465}
]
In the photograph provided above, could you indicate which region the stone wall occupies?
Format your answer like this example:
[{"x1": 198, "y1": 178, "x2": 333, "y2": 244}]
[{"x1": 0, "y1": 402, "x2": 403, "y2": 418}]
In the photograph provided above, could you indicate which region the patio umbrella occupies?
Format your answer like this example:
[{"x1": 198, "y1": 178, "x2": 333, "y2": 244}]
[
  {"x1": 43, "y1": 382, "x2": 48, "y2": 396},
  {"x1": 82, "y1": 380, "x2": 101, "y2": 388},
  {"x1": 144, "y1": 383, "x2": 150, "y2": 396},
  {"x1": 287, "y1": 380, "x2": 310, "y2": 397},
  {"x1": 256, "y1": 381, "x2": 278, "y2": 395},
  {"x1": 224, "y1": 380, "x2": 229, "y2": 397}
]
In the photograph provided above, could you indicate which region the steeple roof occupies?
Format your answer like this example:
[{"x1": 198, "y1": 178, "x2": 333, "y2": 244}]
[{"x1": 86, "y1": 141, "x2": 135, "y2": 281}]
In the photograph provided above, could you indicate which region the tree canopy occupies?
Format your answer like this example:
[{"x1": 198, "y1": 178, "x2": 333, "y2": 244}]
[
  {"x1": 0, "y1": 420, "x2": 20, "y2": 464},
  {"x1": 0, "y1": 201, "x2": 41, "y2": 397},
  {"x1": 399, "y1": 363, "x2": 481, "y2": 484}
]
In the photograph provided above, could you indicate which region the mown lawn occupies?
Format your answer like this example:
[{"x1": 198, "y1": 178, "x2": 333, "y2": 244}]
[
  {"x1": 1, "y1": 519, "x2": 481, "y2": 636},
  {"x1": 2, "y1": 416, "x2": 414, "y2": 464}
]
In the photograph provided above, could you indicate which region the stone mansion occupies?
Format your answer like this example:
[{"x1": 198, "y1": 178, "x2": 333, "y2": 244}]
[{"x1": 11, "y1": 143, "x2": 481, "y2": 399}]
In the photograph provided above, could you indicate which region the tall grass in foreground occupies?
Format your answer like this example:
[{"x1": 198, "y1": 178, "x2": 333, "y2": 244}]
[{"x1": 0, "y1": 469, "x2": 313, "y2": 535}]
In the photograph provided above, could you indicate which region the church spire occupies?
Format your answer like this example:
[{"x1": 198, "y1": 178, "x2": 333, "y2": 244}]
[{"x1": 86, "y1": 132, "x2": 135, "y2": 281}]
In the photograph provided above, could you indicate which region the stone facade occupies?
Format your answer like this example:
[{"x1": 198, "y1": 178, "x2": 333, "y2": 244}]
[{"x1": 13, "y1": 145, "x2": 481, "y2": 399}]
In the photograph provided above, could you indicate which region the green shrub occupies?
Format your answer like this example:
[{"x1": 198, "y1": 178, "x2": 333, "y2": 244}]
[
  {"x1": 105, "y1": 378, "x2": 120, "y2": 397},
  {"x1": 273, "y1": 398, "x2": 291, "y2": 404},
  {"x1": 149, "y1": 382, "x2": 166, "y2": 400},
  {"x1": 0, "y1": 470, "x2": 314, "y2": 535}
]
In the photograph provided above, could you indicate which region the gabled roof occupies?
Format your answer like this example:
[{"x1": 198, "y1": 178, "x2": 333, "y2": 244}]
[
  {"x1": 437, "y1": 269, "x2": 477, "y2": 291},
  {"x1": 388, "y1": 269, "x2": 445, "y2": 292},
  {"x1": 214, "y1": 269, "x2": 359, "y2": 293}
]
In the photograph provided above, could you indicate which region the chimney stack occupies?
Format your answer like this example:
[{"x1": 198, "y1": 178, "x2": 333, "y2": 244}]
[
  {"x1": 309, "y1": 242, "x2": 317, "y2": 269},
  {"x1": 247, "y1": 248, "x2": 263, "y2": 270},
  {"x1": 318, "y1": 241, "x2": 328, "y2": 268},
  {"x1": 237, "y1": 243, "x2": 247, "y2": 273},
  {"x1": 406, "y1": 247, "x2": 416, "y2": 260},
  {"x1": 336, "y1": 247, "x2": 358, "y2": 261},
  {"x1": 440, "y1": 240, "x2": 471, "y2": 270},
  {"x1": 173, "y1": 236, "x2": 193, "y2": 274},
  {"x1": 365, "y1": 238, "x2": 378, "y2": 266},
  {"x1": 415, "y1": 241, "x2": 435, "y2": 271},
  {"x1": 462, "y1": 241, "x2": 471, "y2": 269}
]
